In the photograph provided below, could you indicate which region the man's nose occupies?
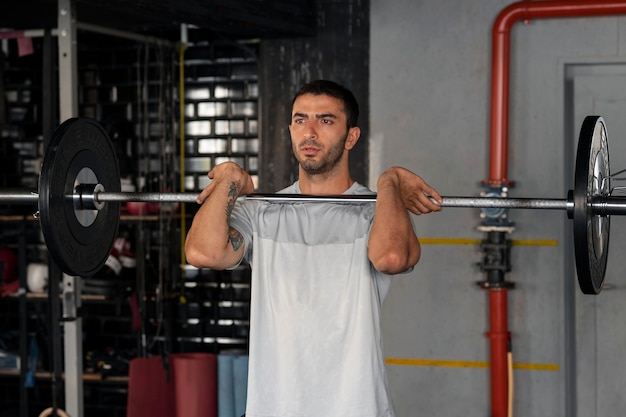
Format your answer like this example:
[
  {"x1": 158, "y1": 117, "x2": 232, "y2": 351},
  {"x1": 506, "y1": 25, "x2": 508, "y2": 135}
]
[{"x1": 303, "y1": 124, "x2": 317, "y2": 139}]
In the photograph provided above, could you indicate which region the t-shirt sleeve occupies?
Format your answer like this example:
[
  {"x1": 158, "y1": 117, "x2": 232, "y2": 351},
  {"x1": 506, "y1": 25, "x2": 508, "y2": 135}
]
[{"x1": 227, "y1": 199, "x2": 258, "y2": 269}]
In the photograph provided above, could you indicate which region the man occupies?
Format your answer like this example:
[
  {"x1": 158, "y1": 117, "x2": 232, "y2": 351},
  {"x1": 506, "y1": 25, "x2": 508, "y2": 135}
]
[{"x1": 185, "y1": 80, "x2": 442, "y2": 417}]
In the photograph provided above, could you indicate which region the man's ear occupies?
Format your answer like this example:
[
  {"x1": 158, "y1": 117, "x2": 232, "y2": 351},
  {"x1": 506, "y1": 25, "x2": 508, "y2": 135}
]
[{"x1": 345, "y1": 126, "x2": 361, "y2": 150}]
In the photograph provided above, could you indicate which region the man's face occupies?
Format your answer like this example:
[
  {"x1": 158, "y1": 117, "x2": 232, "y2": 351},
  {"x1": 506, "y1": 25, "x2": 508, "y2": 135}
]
[{"x1": 289, "y1": 93, "x2": 355, "y2": 175}]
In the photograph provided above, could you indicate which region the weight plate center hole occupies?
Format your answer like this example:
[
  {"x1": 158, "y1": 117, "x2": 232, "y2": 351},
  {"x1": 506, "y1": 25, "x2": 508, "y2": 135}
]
[{"x1": 73, "y1": 167, "x2": 101, "y2": 227}]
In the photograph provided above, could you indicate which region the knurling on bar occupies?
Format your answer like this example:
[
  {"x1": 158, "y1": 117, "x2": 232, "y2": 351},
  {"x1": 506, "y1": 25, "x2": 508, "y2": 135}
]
[{"x1": 92, "y1": 191, "x2": 571, "y2": 211}]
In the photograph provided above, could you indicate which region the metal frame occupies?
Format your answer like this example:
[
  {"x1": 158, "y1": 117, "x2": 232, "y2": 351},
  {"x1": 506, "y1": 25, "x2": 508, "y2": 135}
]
[
  {"x1": 57, "y1": 2, "x2": 82, "y2": 416},
  {"x1": 44, "y1": 2, "x2": 176, "y2": 416}
]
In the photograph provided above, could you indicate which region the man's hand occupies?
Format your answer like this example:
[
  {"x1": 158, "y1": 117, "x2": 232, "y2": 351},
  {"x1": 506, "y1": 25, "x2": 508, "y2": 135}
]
[
  {"x1": 377, "y1": 166, "x2": 442, "y2": 215},
  {"x1": 196, "y1": 161, "x2": 255, "y2": 204}
]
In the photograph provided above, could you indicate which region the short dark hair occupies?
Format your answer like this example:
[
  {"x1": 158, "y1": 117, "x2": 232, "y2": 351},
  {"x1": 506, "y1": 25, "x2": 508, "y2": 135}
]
[{"x1": 291, "y1": 80, "x2": 359, "y2": 128}]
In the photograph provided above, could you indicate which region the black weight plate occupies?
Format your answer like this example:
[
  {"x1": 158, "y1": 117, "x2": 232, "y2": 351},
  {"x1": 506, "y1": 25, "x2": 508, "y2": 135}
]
[
  {"x1": 39, "y1": 118, "x2": 121, "y2": 277},
  {"x1": 573, "y1": 116, "x2": 610, "y2": 295}
]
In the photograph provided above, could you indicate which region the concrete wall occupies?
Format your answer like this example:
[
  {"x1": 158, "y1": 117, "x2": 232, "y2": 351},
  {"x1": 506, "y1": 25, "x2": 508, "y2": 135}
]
[{"x1": 370, "y1": 1, "x2": 626, "y2": 416}]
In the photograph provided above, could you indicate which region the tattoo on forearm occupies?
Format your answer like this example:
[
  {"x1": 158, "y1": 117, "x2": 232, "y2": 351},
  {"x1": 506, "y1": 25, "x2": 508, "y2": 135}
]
[
  {"x1": 225, "y1": 180, "x2": 241, "y2": 219},
  {"x1": 225, "y1": 180, "x2": 243, "y2": 251},
  {"x1": 228, "y1": 227, "x2": 244, "y2": 251}
]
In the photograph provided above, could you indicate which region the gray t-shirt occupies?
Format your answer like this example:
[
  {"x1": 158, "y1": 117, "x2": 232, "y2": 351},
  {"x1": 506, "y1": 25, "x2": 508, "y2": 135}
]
[{"x1": 229, "y1": 181, "x2": 395, "y2": 417}]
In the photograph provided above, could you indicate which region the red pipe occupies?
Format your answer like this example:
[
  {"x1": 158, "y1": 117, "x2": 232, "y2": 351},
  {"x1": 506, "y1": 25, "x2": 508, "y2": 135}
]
[
  {"x1": 489, "y1": 0, "x2": 626, "y2": 185},
  {"x1": 487, "y1": 2, "x2": 626, "y2": 417},
  {"x1": 487, "y1": 289, "x2": 510, "y2": 417}
]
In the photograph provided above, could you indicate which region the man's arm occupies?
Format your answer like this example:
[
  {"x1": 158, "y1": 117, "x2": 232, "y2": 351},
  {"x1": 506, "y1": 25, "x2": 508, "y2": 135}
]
[
  {"x1": 368, "y1": 166, "x2": 442, "y2": 274},
  {"x1": 185, "y1": 162, "x2": 255, "y2": 270}
]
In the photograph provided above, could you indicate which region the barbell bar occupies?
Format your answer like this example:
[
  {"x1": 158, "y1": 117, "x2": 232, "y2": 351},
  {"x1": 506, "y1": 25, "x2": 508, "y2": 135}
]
[
  {"x1": 94, "y1": 192, "x2": 625, "y2": 214},
  {"x1": 6, "y1": 189, "x2": 625, "y2": 213},
  {"x1": 8, "y1": 189, "x2": 626, "y2": 214},
  {"x1": 2, "y1": 189, "x2": 619, "y2": 211},
  {"x1": 93, "y1": 191, "x2": 571, "y2": 209},
  {"x1": 0, "y1": 116, "x2": 616, "y2": 294}
]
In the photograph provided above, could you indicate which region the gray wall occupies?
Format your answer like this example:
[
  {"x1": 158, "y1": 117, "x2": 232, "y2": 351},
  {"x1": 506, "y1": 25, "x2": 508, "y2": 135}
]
[{"x1": 370, "y1": 1, "x2": 626, "y2": 416}]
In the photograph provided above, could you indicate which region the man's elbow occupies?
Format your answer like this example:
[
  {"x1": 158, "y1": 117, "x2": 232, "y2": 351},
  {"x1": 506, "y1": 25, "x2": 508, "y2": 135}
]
[
  {"x1": 184, "y1": 245, "x2": 209, "y2": 268},
  {"x1": 370, "y1": 248, "x2": 420, "y2": 275},
  {"x1": 185, "y1": 239, "x2": 242, "y2": 270},
  {"x1": 185, "y1": 244, "x2": 222, "y2": 270}
]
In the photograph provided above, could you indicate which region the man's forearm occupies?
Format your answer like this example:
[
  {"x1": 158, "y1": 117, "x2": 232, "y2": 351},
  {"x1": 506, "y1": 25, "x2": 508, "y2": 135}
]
[
  {"x1": 185, "y1": 178, "x2": 247, "y2": 269},
  {"x1": 368, "y1": 179, "x2": 421, "y2": 274}
]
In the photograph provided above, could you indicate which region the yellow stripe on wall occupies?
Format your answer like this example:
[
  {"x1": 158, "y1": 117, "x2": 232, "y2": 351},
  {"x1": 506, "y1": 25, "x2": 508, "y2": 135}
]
[
  {"x1": 419, "y1": 238, "x2": 558, "y2": 247},
  {"x1": 511, "y1": 239, "x2": 558, "y2": 247},
  {"x1": 386, "y1": 357, "x2": 559, "y2": 371}
]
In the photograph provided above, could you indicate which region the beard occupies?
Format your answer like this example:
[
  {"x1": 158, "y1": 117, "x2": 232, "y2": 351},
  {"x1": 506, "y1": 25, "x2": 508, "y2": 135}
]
[{"x1": 294, "y1": 134, "x2": 348, "y2": 175}]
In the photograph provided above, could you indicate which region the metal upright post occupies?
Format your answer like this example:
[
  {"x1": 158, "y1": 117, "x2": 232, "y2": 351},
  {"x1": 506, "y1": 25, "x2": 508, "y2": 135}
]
[
  {"x1": 58, "y1": 0, "x2": 78, "y2": 120},
  {"x1": 57, "y1": 1, "x2": 83, "y2": 416},
  {"x1": 18, "y1": 219, "x2": 28, "y2": 417},
  {"x1": 62, "y1": 274, "x2": 84, "y2": 417}
]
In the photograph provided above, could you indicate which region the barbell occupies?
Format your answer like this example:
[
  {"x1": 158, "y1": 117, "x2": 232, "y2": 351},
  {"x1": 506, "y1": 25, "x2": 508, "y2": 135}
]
[{"x1": 0, "y1": 116, "x2": 617, "y2": 294}]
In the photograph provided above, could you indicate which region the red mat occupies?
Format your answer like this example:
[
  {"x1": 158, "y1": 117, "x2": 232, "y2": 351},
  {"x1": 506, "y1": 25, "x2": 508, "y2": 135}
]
[{"x1": 127, "y1": 353, "x2": 217, "y2": 417}]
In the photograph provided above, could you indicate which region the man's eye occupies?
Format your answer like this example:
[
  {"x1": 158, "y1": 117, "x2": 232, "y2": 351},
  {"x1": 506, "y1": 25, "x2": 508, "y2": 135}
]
[{"x1": 321, "y1": 119, "x2": 332, "y2": 124}]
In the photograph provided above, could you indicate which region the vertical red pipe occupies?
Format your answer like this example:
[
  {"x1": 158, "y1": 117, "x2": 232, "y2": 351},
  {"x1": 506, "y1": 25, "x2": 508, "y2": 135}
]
[
  {"x1": 487, "y1": 289, "x2": 510, "y2": 417},
  {"x1": 489, "y1": 0, "x2": 626, "y2": 185},
  {"x1": 488, "y1": 2, "x2": 626, "y2": 417}
]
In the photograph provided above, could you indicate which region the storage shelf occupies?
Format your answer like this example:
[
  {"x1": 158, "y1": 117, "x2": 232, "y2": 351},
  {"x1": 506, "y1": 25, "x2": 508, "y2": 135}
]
[
  {"x1": 0, "y1": 36, "x2": 255, "y2": 417},
  {"x1": 6, "y1": 292, "x2": 107, "y2": 301},
  {"x1": 0, "y1": 369, "x2": 128, "y2": 383}
]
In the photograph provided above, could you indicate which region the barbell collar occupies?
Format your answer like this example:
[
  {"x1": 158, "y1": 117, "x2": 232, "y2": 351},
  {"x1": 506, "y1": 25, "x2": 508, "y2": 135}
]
[
  {"x1": 591, "y1": 196, "x2": 626, "y2": 216},
  {"x1": 74, "y1": 183, "x2": 105, "y2": 210}
]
